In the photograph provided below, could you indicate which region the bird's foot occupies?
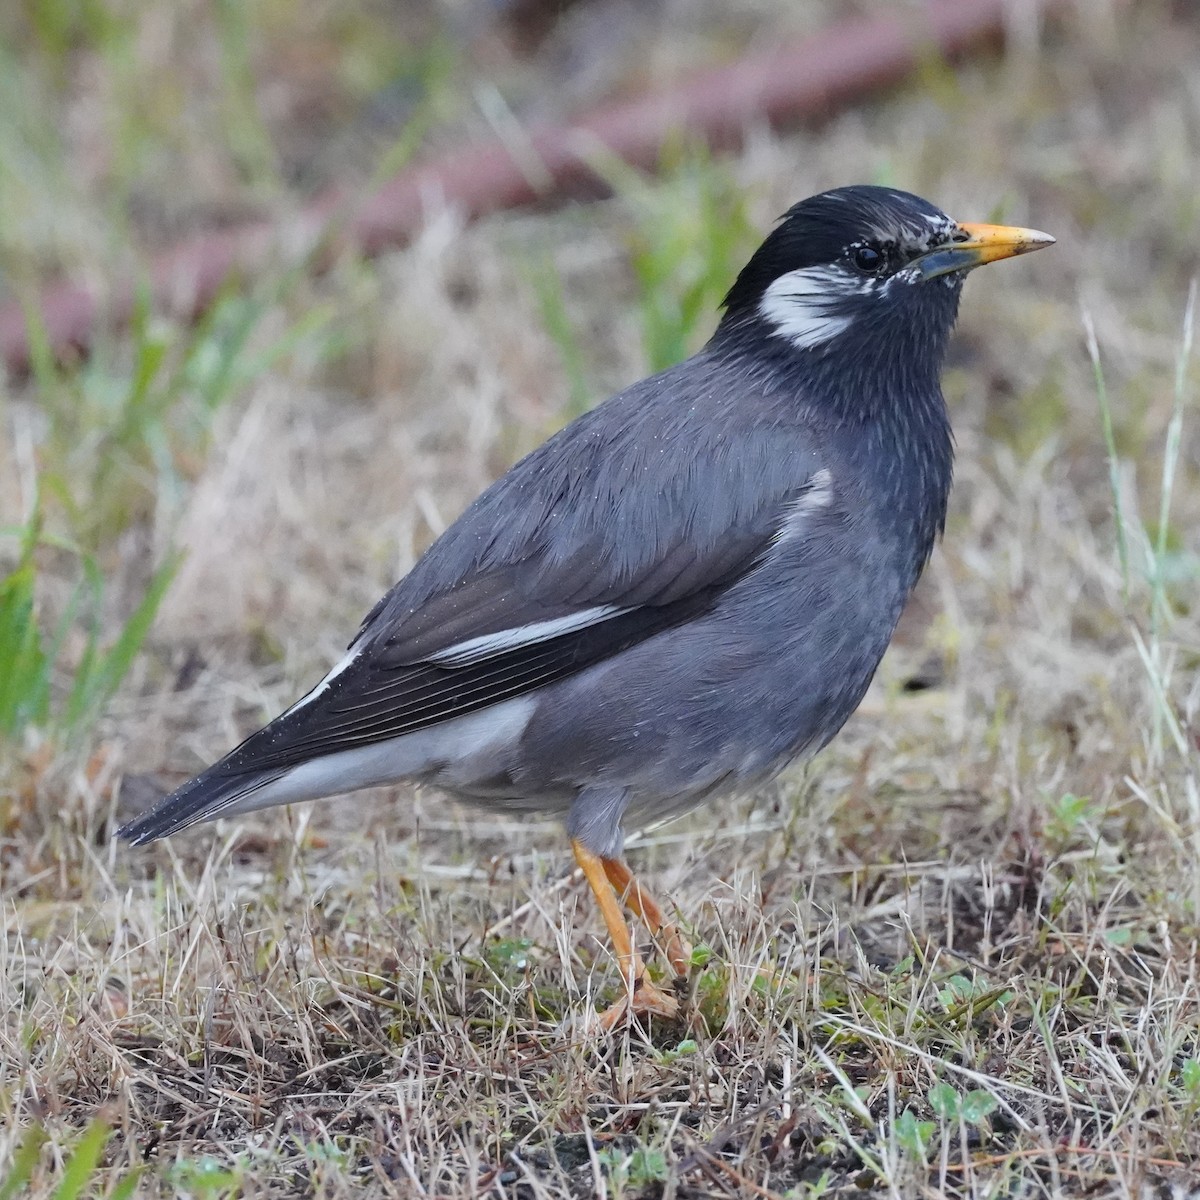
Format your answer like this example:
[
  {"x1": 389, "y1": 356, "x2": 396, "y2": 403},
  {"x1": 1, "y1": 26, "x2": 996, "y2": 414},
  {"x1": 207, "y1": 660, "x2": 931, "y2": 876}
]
[
  {"x1": 597, "y1": 972, "x2": 680, "y2": 1031},
  {"x1": 598, "y1": 853, "x2": 694, "y2": 983},
  {"x1": 571, "y1": 840, "x2": 692, "y2": 1033}
]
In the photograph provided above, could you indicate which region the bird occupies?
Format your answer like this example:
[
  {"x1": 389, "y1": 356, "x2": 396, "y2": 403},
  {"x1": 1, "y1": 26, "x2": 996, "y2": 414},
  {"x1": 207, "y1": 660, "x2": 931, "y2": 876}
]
[{"x1": 120, "y1": 185, "x2": 1053, "y2": 1028}]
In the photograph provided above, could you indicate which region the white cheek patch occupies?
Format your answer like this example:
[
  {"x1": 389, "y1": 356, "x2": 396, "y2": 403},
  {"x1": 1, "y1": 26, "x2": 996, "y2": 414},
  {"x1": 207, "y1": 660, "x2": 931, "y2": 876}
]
[{"x1": 758, "y1": 265, "x2": 859, "y2": 350}]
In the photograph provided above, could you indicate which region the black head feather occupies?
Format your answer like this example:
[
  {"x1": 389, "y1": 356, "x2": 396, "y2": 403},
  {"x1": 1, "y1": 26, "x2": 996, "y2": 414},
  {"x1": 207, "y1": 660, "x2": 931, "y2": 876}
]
[{"x1": 721, "y1": 185, "x2": 960, "y2": 316}]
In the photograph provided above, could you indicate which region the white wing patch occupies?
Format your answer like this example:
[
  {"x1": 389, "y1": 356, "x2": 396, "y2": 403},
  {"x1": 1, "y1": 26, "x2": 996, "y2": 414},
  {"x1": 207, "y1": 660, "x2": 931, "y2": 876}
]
[
  {"x1": 427, "y1": 604, "x2": 628, "y2": 668},
  {"x1": 759, "y1": 265, "x2": 858, "y2": 350},
  {"x1": 287, "y1": 644, "x2": 362, "y2": 713}
]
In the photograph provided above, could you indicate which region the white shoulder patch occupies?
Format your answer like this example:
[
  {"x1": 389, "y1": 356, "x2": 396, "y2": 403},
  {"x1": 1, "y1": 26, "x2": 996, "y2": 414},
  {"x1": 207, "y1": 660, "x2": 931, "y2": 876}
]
[
  {"x1": 773, "y1": 468, "x2": 835, "y2": 545},
  {"x1": 427, "y1": 604, "x2": 627, "y2": 668},
  {"x1": 759, "y1": 265, "x2": 857, "y2": 350}
]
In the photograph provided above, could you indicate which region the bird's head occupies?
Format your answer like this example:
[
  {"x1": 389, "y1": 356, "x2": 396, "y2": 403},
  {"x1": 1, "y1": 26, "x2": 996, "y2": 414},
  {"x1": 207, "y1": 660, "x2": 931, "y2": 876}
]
[{"x1": 716, "y1": 185, "x2": 1053, "y2": 378}]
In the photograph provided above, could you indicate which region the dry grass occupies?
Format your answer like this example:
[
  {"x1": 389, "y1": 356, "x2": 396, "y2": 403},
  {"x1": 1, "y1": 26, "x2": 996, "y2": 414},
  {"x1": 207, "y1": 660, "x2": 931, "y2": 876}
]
[{"x1": 2, "y1": 2, "x2": 1200, "y2": 1196}]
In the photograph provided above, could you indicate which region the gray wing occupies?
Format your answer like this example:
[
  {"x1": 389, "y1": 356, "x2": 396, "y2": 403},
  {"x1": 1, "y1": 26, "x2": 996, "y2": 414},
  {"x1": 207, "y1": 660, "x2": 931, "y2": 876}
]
[
  {"x1": 238, "y1": 355, "x2": 824, "y2": 767},
  {"x1": 121, "y1": 353, "x2": 825, "y2": 836},
  {"x1": 247, "y1": 530, "x2": 773, "y2": 766}
]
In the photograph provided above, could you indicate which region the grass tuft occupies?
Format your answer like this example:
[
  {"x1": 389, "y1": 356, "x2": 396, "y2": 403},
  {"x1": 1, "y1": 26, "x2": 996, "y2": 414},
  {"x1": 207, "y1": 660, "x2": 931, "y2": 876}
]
[{"x1": 0, "y1": 509, "x2": 176, "y2": 750}]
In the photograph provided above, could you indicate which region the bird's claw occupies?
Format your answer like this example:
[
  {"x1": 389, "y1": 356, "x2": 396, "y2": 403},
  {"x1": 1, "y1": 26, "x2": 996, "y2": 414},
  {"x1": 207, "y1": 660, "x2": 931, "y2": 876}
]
[{"x1": 597, "y1": 973, "x2": 681, "y2": 1031}]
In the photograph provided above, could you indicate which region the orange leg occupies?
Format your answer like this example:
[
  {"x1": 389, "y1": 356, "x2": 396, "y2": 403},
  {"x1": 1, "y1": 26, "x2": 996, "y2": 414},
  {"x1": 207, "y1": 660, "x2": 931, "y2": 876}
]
[
  {"x1": 571, "y1": 840, "x2": 679, "y2": 1029},
  {"x1": 601, "y1": 856, "x2": 693, "y2": 980}
]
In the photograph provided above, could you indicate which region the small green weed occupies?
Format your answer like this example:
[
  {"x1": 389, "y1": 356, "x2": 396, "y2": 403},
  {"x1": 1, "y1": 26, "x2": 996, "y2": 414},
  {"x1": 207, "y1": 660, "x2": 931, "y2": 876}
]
[
  {"x1": 165, "y1": 1154, "x2": 246, "y2": 1200},
  {"x1": 894, "y1": 1108, "x2": 936, "y2": 1159},
  {"x1": 935, "y1": 974, "x2": 1011, "y2": 1025},
  {"x1": 654, "y1": 1036, "x2": 699, "y2": 1063},
  {"x1": 1179, "y1": 1057, "x2": 1200, "y2": 1122},
  {"x1": 927, "y1": 1081, "x2": 998, "y2": 1126},
  {"x1": 484, "y1": 936, "x2": 534, "y2": 976},
  {"x1": 788, "y1": 1168, "x2": 837, "y2": 1197},
  {"x1": 595, "y1": 1143, "x2": 670, "y2": 1194}
]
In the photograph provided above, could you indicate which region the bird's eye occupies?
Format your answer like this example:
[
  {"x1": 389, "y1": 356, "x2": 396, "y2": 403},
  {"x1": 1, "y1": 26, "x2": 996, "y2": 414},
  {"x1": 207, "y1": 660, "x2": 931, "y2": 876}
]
[{"x1": 851, "y1": 245, "x2": 884, "y2": 274}]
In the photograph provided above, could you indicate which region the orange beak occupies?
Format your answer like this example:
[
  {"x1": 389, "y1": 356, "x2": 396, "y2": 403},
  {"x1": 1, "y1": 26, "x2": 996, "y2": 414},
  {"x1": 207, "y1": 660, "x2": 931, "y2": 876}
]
[{"x1": 915, "y1": 221, "x2": 1055, "y2": 280}]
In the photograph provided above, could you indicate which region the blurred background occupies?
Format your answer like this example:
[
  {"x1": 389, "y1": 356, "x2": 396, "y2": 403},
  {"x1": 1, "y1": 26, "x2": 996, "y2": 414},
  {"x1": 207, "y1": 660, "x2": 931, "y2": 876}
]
[
  {"x1": 0, "y1": 0, "x2": 1195, "y2": 791},
  {"x1": 1, "y1": 1, "x2": 1198, "y2": 1194}
]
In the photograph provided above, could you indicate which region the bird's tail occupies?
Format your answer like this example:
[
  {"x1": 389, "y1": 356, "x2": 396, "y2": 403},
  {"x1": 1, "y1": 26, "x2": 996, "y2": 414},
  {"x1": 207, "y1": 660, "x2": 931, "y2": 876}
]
[{"x1": 117, "y1": 761, "x2": 289, "y2": 845}]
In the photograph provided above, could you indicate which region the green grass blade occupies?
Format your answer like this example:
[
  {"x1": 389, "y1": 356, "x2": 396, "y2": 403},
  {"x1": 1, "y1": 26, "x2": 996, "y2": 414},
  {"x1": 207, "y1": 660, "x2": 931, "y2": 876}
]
[
  {"x1": 59, "y1": 558, "x2": 106, "y2": 735},
  {"x1": 50, "y1": 1118, "x2": 110, "y2": 1200},
  {"x1": 18, "y1": 295, "x2": 63, "y2": 396},
  {"x1": 1082, "y1": 307, "x2": 1129, "y2": 599},
  {"x1": 0, "y1": 556, "x2": 53, "y2": 737},
  {"x1": 60, "y1": 552, "x2": 179, "y2": 740},
  {"x1": 529, "y1": 257, "x2": 592, "y2": 416},
  {"x1": 0, "y1": 1123, "x2": 48, "y2": 1200},
  {"x1": 1150, "y1": 278, "x2": 1195, "y2": 636},
  {"x1": 108, "y1": 1168, "x2": 144, "y2": 1200}
]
